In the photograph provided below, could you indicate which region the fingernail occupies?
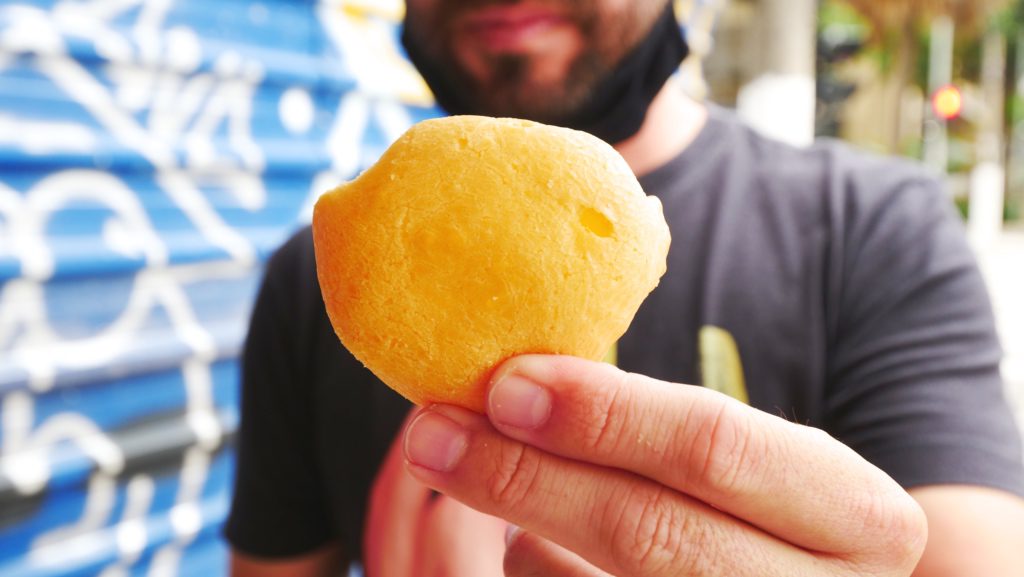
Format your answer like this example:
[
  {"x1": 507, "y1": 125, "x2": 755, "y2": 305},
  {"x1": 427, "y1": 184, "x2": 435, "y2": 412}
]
[
  {"x1": 505, "y1": 524, "x2": 521, "y2": 547},
  {"x1": 489, "y1": 373, "x2": 551, "y2": 429},
  {"x1": 404, "y1": 410, "x2": 469, "y2": 472}
]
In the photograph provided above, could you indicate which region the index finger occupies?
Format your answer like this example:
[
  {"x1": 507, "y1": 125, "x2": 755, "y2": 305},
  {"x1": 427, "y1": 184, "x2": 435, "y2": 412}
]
[{"x1": 485, "y1": 355, "x2": 925, "y2": 557}]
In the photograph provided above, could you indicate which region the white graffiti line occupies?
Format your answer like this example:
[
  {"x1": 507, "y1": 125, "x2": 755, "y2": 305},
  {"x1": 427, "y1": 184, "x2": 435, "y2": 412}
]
[
  {"x1": 7, "y1": 269, "x2": 231, "y2": 564},
  {"x1": 182, "y1": 360, "x2": 220, "y2": 452},
  {"x1": 0, "y1": 281, "x2": 56, "y2": 391},
  {"x1": 2, "y1": 391, "x2": 124, "y2": 495},
  {"x1": 112, "y1": 475, "x2": 156, "y2": 567},
  {"x1": 300, "y1": 92, "x2": 416, "y2": 222},
  {"x1": 50, "y1": 0, "x2": 171, "y2": 67},
  {"x1": 372, "y1": 100, "x2": 416, "y2": 144},
  {"x1": 10, "y1": 274, "x2": 153, "y2": 393},
  {"x1": 19, "y1": 417, "x2": 124, "y2": 477},
  {"x1": 162, "y1": 25, "x2": 202, "y2": 72},
  {"x1": 0, "y1": 168, "x2": 245, "y2": 391},
  {"x1": 170, "y1": 447, "x2": 208, "y2": 542},
  {"x1": 50, "y1": 0, "x2": 134, "y2": 63},
  {"x1": 1, "y1": 167, "x2": 160, "y2": 391},
  {"x1": 146, "y1": 546, "x2": 182, "y2": 577},
  {"x1": 132, "y1": 0, "x2": 172, "y2": 67},
  {"x1": 2, "y1": 257, "x2": 252, "y2": 395},
  {"x1": 319, "y1": 0, "x2": 432, "y2": 104},
  {"x1": 55, "y1": 0, "x2": 148, "y2": 31},
  {"x1": 1, "y1": 391, "x2": 34, "y2": 456},
  {"x1": 146, "y1": 446, "x2": 211, "y2": 576},
  {"x1": 299, "y1": 91, "x2": 371, "y2": 222},
  {"x1": 147, "y1": 70, "x2": 215, "y2": 142},
  {"x1": 213, "y1": 171, "x2": 268, "y2": 213},
  {"x1": 23, "y1": 169, "x2": 168, "y2": 278},
  {"x1": 152, "y1": 276, "x2": 216, "y2": 361},
  {"x1": 5, "y1": 276, "x2": 201, "y2": 396},
  {"x1": 187, "y1": 51, "x2": 266, "y2": 174},
  {"x1": 97, "y1": 562, "x2": 129, "y2": 577},
  {"x1": 0, "y1": 6, "x2": 64, "y2": 56},
  {"x1": 160, "y1": 257, "x2": 252, "y2": 284},
  {"x1": 280, "y1": 87, "x2": 315, "y2": 135},
  {"x1": 156, "y1": 170, "x2": 256, "y2": 265},
  {"x1": 327, "y1": 91, "x2": 371, "y2": 179},
  {"x1": 159, "y1": 262, "x2": 232, "y2": 450},
  {"x1": 7, "y1": 269, "x2": 220, "y2": 392},
  {"x1": 50, "y1": 0, "x2": 199, "y2": 78},
  {"x1": 27, "y1": 472, "x2": 119, "y2": 567},
  {"x1": 0, "y1": 182, "x2": 49, "y2": 287},
  {"x1": 0, "y1": 115, "x2": 98, "y2": 155},
  {"x1": 3, "y1": 6, "x2": 261, "y2": 263},
  {"x1": 157, "y1": 447, "x2": 211, "y2": 576},
  {"x1": 36, "y1": 51, "x2": 175, "y2": 166}
]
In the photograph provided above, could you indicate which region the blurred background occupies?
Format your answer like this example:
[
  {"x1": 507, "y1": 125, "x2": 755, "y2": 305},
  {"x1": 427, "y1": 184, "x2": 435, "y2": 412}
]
[{"x1": 0, "y1": 0, "x2": 1021, "y2": 575}]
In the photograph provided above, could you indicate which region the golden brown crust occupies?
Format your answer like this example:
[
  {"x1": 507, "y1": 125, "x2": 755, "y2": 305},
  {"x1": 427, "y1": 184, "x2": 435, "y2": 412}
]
[{"x1": 313, "y1": 116, "x2": 670, "y2": 411}]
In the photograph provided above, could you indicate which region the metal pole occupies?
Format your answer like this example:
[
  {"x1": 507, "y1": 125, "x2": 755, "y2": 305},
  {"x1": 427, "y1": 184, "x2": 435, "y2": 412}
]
[
  {"x1": 736, "y1": 0, "x2": 816, "y2": 147},
  {"x1": 923, "y1": 15, "x2": 954, "y2": 174},
  {"x1": 969, "y1": 29, "x2": 1007, "y2": 249}
]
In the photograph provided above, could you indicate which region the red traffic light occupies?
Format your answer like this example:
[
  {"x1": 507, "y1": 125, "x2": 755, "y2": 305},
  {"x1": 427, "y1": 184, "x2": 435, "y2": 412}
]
[{"x1": 931, "y1": 84, "x2": 963, "y2": 120}]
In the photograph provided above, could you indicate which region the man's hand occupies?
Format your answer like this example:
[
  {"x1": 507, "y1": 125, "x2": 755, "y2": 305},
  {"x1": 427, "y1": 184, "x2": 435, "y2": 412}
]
[{"x1": 402, "y1": 355, "x2": 928, "y2": 576}]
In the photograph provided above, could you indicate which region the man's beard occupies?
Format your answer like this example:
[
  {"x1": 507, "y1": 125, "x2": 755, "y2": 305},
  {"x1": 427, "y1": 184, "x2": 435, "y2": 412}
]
[
  {"x1": 402, "y1": 0, "x2": 688, "y2": 144},
  {"x1": 475, "y1": 51, "x2": 605, "y2": 123},
  {"x1": 403, "y1": 0, "x2": 648, "y2": 121}
]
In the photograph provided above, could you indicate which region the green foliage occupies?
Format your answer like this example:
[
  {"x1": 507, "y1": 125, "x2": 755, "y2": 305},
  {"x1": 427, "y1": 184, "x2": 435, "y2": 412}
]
[
  {"x1": 1011, "y1": 95, "x2": 1024, "y2": 126},
  {"x1": 819, "y1": 1, "x2": 870, "y2": 31},
  {"x1": 1006, "y1": 197, "x2": 1021, "y2": 221},
  {"x1": 988, "y1": 3, "x2": 1019, "y2": 35},
  {"x1": 954, "y1": 195, "x2": 970, "y2": 219}
]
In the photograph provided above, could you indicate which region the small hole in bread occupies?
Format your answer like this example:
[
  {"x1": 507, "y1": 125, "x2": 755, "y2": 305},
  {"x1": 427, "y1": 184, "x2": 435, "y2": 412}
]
[{"x1": 580, "y1": 207, "x2": 614, "y2": 238}]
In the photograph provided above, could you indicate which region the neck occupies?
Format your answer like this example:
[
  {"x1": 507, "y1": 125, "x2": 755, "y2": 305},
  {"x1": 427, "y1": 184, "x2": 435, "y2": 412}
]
[{"x1": 613, "y1": 78, "x2": 707, "y2": 177}]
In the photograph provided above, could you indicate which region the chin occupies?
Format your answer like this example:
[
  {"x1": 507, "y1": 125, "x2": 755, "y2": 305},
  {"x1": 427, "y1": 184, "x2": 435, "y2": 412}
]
[{"x1": 453, "y1": 28, "x2": 580, "y2": 81}]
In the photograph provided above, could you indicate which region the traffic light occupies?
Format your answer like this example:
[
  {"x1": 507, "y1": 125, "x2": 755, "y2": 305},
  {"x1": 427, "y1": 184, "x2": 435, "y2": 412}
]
[{"x1": 931, "y1": 84, "x2": 963, "y2": 121}]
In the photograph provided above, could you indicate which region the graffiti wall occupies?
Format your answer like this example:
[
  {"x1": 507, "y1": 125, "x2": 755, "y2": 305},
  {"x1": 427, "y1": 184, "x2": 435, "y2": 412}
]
[
  {"x1": 0, "y1": 1, "x2": 720, "y2": 575},
  {"x1": 0, "y1": 0, "x2": 436, "y2": 574}
]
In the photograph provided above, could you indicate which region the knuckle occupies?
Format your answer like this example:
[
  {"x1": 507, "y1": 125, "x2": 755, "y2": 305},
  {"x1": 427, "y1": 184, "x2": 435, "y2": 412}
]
[
  {"x1": 486, "y1": 442, "x2": 542, "y2": 514},
  {"x1": 845, "y1": 486, "x2": 929, "y2": 574},
  {"x1": 580, "y1": 371, "x2": 632, "y2": 458},
  {"x1": 608, "y1": 486, "x2": 708, "y2": 576},
  {"x1": 874, "y1": 491, "x2": 929, "y2": 569},
  {"x1": 894, "y1": 496, "x2": 929, "y2": 565},
  {"x1": 688, "y1": 398, "x2": 763, "y2": 500}
]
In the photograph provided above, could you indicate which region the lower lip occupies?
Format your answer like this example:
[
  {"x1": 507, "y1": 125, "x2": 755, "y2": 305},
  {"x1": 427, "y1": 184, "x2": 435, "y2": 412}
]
[{"x1": 463, "y1": 14, "x2": 567, "y2": 51}]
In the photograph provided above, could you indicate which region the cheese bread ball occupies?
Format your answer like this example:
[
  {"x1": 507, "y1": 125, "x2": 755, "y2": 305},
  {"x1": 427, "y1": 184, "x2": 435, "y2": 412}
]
[{"x1": 313, "y1": 115, "x2": 670, "y2": 412}]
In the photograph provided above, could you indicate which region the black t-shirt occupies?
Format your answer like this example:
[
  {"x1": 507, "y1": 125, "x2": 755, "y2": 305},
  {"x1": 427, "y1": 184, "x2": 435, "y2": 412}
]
[{"x1": 225, "y1": 108, "x2": 1024, "y2": 565}]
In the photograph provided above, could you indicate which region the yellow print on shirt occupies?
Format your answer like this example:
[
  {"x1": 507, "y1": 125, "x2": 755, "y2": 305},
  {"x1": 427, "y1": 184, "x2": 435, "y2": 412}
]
[{"x1": 699, "y1": 325, "x2": 749, "y2": 404}]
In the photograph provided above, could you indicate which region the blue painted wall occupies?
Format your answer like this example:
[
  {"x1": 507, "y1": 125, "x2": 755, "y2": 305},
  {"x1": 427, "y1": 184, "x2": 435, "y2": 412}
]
[
  {"x1": 0, "y1": 1, "x2": 438, "y2": 574},
  {"x1": 0, "y1": 1, "x2": 719, "y2": 574}
]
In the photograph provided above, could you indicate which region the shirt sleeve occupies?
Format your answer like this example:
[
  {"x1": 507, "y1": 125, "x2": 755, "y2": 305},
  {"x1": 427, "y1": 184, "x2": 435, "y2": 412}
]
[
  {"x1": 825, "y1": 172, "x2": 1024, "y2": 497},
  {"x1": 224, "y1": 232, "x2": 339, "y2": 557}
]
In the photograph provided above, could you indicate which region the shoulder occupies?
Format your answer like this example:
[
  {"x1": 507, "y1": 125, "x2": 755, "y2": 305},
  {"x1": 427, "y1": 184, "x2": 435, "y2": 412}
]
[
  {"x1": 711, "y1": 107, "x2": 947, "y2": 218},
  {"x1": 247, "y1": 224, "x2": 327, "y2": 357},
  {"x1": 265, "y1": 224, "x2": 315, "y2": 281},
  {"x1": 258, "y1": 225, "x2": 320, "y2": 309},
  {"x1": 809, "y1": 140, "x2": 952, "y2": 240}
]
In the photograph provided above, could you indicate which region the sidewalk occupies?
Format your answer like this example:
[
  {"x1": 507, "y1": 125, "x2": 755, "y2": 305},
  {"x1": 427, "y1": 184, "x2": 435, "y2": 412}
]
[{"x1": 976, "y1": 228, "x2": 1024, "y2": 442}]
